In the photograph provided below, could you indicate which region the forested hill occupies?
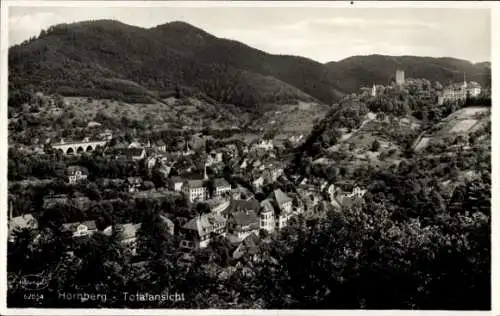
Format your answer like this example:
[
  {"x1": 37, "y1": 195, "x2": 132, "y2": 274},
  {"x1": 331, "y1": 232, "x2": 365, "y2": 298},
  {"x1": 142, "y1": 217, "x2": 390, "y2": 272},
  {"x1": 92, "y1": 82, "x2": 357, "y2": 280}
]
[
  {"x1": 8, "y1": 20, "x2": 317, "y2": 108},
  {"x1": 326, "y1": 55, "x2": 491, "y2": 93},
  {"x1": 9, "y1": 19, "x2": 491, "y2": 107}
]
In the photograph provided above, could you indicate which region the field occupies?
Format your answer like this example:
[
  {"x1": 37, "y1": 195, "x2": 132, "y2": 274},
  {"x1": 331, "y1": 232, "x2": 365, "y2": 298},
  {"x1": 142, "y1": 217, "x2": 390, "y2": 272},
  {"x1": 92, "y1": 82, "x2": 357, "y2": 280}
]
[
  {"x1": 414, "y1": 106, "x2": 490, "y2": 151},
  {"x1": 249, "y1": 102, "x2": 329, "y2": 134}
]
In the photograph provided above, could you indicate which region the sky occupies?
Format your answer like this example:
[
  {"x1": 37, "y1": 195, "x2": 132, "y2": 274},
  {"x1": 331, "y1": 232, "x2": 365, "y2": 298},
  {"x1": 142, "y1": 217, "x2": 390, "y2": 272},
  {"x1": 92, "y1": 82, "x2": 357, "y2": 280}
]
[{"x1": 8, "y1": 6, "x2": 491, "y2": 63}]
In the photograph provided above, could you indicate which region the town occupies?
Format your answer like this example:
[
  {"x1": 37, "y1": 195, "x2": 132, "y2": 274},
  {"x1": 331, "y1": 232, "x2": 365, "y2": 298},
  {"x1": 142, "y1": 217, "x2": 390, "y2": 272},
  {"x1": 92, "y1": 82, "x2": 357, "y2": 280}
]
[
  {"x1": 5, "y1": 10, "x2": 492, "y2": 310},
  {"x1": 8, "y1": 68, "x2": 490, "y2": 273}
]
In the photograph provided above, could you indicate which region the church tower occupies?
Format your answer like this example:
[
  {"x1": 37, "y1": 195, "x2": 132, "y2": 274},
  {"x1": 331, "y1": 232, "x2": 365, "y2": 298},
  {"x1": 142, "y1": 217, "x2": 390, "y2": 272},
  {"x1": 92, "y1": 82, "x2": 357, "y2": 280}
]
[{"x1": 371, "y1": 84, "x2": 377, "y2": 97}]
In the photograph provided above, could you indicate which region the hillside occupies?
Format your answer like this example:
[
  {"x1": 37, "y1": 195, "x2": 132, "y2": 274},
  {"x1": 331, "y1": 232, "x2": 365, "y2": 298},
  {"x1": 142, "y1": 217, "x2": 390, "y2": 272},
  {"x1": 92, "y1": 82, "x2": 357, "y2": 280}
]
[
  {"x1": 413, "y1": 106, "x2": 490, "y2": 152},
  {"x1": 10, "y1": 20, "x2": 491, "y2": 111},
  {"x1": 326, "y1": 55, "x2": 491, "y2": 93},
  {"x1": 150, "y1": 21, "x2": 344, "y2": 104},
  {"x1": 9, "y1": 20, "x2": 317, "y2": 109}
]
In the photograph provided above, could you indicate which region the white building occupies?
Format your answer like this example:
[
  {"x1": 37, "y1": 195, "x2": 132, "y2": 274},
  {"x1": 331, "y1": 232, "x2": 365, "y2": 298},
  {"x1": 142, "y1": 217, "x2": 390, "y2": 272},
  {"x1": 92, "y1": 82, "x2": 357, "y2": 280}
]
[
  {"x1": 214, "y1": 178, "x2": 232, "y2": 197},
  {"x1": 67, "y1": 166, "x2": 88, "y2": 184},
  {"x1": 182, "y1": 179, "x2": 207, "y2": 202},
  {"x1": 61, "y1": 220, "x2": 97, "y2": 238},
  {"x1": 180, "y1": 213, "x2": 227, "y2": 249},
  {"x1": 254, "y1": 140, "x2": 274, "y2": 151}
]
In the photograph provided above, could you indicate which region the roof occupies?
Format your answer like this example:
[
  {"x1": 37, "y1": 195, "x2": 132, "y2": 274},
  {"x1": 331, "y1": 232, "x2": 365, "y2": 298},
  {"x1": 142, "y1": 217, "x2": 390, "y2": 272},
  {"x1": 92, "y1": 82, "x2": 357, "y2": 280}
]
[
  {"x1": 170, "y1": 176, "x2": 184, "y2": 183},
  {"x1": 9, "y1": 214, "x2": 38, "y2": 234},
  {"x1": 231, "y1": 209, "x2": 259, "y2": 227},
  {"x1": 260, "y1": 198, "x2": 278, "y2": 214},
  {"x1": 224, "y1": 199, "x2": 260, "y2": 216},
  {"x1": 233, "y1": 233, "x2": 261, "y2": 259},
  {"x1": 214, "y1": 178, "x2": 230, "y2": 188},
  {"x1": 159, "y1": 214, "x2": 175, "y2": 230},
  {"x1": 61, "y1": 220, "x2": 97, "y2": 232},
  {"x1": 108, "y1": 147, "x2": 144, "y2": 157},
  {"x1": 182, "y1": 213, "x2": 226, "y2": 237},
  {"x1": 127, "y1": 177, "x2": 143, "y2": 184},
  {"x1": 271, "y1": 189, "x2": 292, "y2": 206},
  {"x1": 184, "y1": 179, "x2": 205, "y2": 189},
  {"x1": 120, "y1": 223, "x2": 142, "y2": 240},
  {"x1": 66, "y1": 165, "x2": 89, "y2": 175}
]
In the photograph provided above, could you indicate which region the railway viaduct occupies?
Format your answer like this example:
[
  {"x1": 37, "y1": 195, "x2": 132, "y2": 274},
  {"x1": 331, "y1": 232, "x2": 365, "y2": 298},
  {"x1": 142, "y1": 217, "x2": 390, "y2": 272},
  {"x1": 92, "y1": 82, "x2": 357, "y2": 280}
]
[{"x1": 52, "y1": 138, "x2": 107, "y2": 155}]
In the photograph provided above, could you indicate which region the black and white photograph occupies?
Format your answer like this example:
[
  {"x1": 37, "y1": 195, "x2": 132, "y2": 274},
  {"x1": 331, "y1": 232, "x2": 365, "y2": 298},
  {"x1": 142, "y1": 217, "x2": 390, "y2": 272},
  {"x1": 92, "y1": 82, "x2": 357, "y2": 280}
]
[{"x1": 1, "y1": 1, "x2": 494, "y2": 313}]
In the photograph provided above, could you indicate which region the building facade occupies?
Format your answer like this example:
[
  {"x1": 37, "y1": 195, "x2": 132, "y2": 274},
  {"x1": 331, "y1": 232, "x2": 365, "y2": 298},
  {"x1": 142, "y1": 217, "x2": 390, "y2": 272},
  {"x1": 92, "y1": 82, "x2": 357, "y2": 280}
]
[
  {"x1": 214, "y1": 178, "x2": 231, "y2": 197},
  {"x1": 396, "y1": 69, "x2": 405, "y2": 85},
  {"x1": 182, "y1": 179, "x2": 207, "y2": 202}
]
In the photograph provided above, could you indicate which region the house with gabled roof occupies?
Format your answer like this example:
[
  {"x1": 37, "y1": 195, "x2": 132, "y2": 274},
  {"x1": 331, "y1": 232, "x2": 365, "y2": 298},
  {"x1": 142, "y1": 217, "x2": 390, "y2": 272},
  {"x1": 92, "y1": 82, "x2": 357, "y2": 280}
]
[
  {"x1": 270, "y1": 189, "x2": 293, "y2": 214},
  {"x1": 179, "y1": 212, "x2": 227, "y2": 249},
  {"x1": 66, "y1": 166, "x2": 89, "y2": 184},
  {"x1": 61, "y1": 220, "x2": 97, "y2": 238},
  {"x1": 8, "y1": 213, "x2": 38, "y2": 242},
  {"x1": 233, "y1": 233, "x2": 262, "y2": 261},
  {"x1": 169, "y1": 176, "x2": 184, "y2": 192},
  {"x1": 260, "y1": 189, "x2": 294, "y2": 230},
  {"x1": 214, "y1": 178, "x2": 231, "y2": 197},
  {"x1": 225, "y1": 199, "x2": 261, "y2": 242},
  {"x1": 127, "y1": 177, "x2": 143, "y2": 193}
]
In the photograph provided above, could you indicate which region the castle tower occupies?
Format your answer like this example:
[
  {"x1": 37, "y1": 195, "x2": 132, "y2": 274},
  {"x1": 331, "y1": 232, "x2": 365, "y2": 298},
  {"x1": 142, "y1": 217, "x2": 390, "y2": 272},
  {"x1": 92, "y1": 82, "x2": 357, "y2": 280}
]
[{"x1": 396, "y1": 69, "x2": 405, "y2": 85}]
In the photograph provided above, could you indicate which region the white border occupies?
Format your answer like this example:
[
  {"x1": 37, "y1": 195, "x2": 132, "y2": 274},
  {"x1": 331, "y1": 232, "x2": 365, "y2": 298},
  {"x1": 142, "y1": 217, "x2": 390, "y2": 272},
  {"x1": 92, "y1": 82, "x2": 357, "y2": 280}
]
[{"x1": 0, "y1": 1, "x2": 497, "y2": 316}]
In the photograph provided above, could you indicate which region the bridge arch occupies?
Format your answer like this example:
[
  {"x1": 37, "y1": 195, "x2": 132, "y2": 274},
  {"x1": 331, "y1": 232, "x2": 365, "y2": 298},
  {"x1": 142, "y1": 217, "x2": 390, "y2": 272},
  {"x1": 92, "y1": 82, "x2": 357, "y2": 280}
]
[
  {"x1": 86, "y1": 145, "x2": 93, "y2": 152},
  {"x1": 66, "y1": 147, "x2": 74, "y2": 155},
  {"x1": 76, "y1": 146, "x2": 84, "y2": 154}
]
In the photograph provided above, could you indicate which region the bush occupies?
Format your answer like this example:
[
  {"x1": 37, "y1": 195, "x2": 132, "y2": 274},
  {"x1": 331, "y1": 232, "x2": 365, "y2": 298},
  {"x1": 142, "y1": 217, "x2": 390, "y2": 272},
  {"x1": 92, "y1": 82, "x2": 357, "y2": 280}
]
[{"x1": 371, "y1": 140, "x2": 381, "y2": 152}]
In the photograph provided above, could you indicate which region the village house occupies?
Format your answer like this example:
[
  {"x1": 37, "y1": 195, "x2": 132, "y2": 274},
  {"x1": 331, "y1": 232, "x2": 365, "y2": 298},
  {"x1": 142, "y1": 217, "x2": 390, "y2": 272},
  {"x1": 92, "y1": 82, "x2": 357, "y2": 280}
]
[
  {"x1": 231, "y1": 186, "x2": 254, "y2": 200},
  {"x1": 253, "y1": 140, "x2": 274, "y2": 151},
  {"x1": 265, "y1": 189, "x2": 294, "y2": 230},
  {"x1": 99, "y1": 129, "x2": 113, "y2": 141},
  {"x1": 43, "y1": 194, "x2": 92, "y2": 211},
  {"x1": 213, "y1": 178, "x2": 232, "y2": 197},
  {"x1": 66, "y1": 166, "x2": 89, "y2": 184},
  {"x1": 169, "y1": 176, "x2": 184, "y2": 192},
  {"x1": 155, "y1": 140, "x2": 167, "y2": 152},
  {"x1": 107, "y1": 147, "x2": 146, "y2": 161},
  {"x1": 146, "y1": 156, "x2": 157, "y2": 169},
  {"x1": 179, "y1": 212, "x2": 227, "y2": 249},
  {"x1": 160, "y1": 214, "x2": 175, "y2": 236},
  {"x1": 252, "y1": 176, "x2": 265, "y2": 191},
  {"x1": 227, "y1": 209, "x2": 260, "y2": 242},
  {"x1": 182, "y1": 179, "x2": 208, "y2": 202},
  {"x1": 223, "y1": 199, "x2": 261, "y2": 242},
  {"x1": 206, "y1": 198, "x2": 231, "y2": 215},
  {"x1": 127, "y1": 177, "x2": 143, "y2": 193},
  {"x1": 61, "y1": 220, "x2": 97, "y2": 238},
  {"x1": 8, "y1": 211, "x2": 38, "y2": 242},
  {"x1": 289, "y1": 134, "x2": 304, "y2": 143},
  {"x1": 232, "y1": 233, "x2": 262, "y2": 261},
  {"x1": 328, "y1": 184, "x2": 367, "y2": 208}
]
